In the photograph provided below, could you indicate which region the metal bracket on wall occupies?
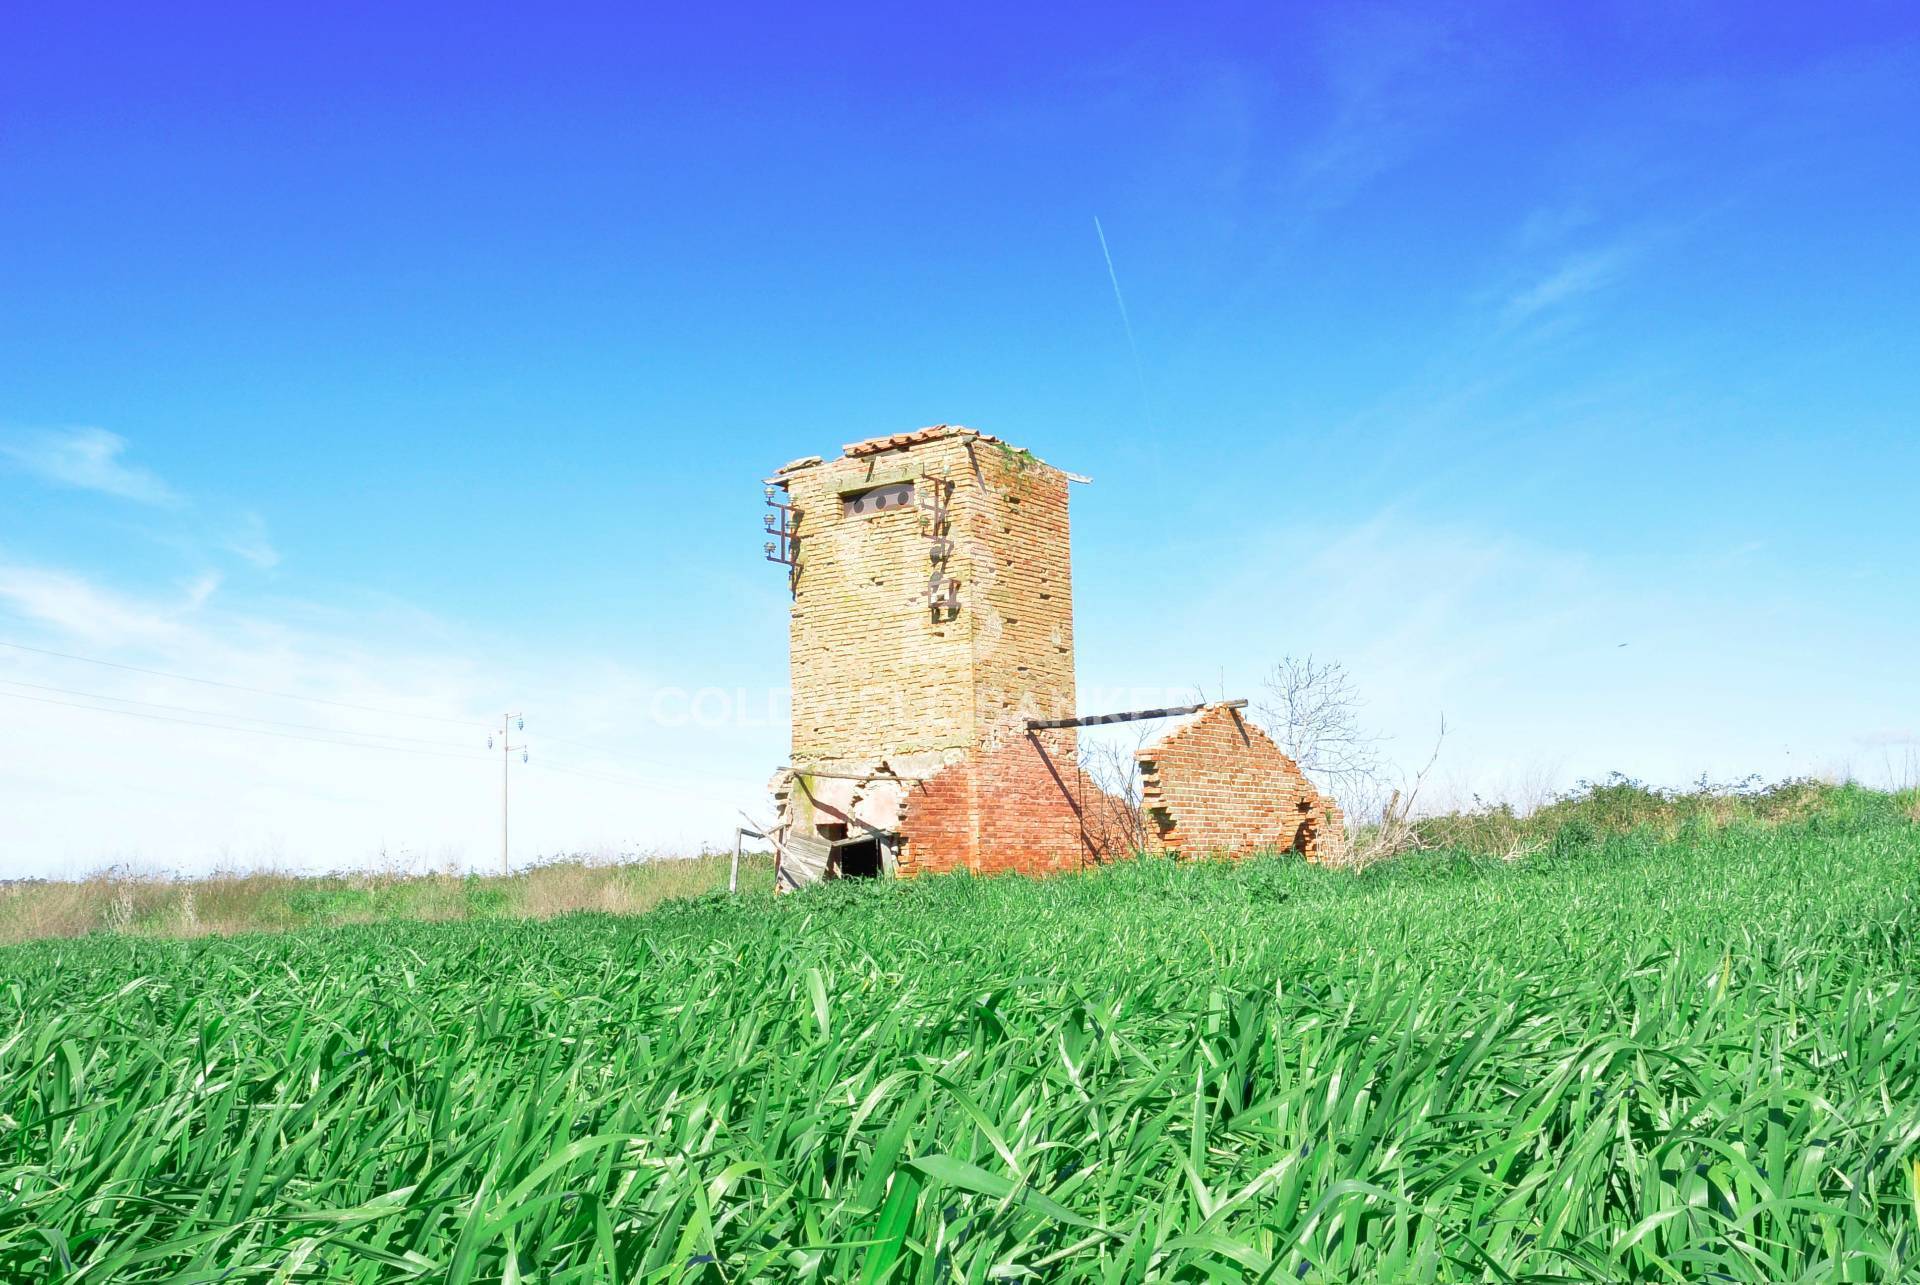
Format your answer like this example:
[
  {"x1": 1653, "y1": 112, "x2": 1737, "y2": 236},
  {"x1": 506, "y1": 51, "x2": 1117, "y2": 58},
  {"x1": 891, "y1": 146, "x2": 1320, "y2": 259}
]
[
  {"x1": 919, "y1": 469, "x2": 959, "y2": 617},
  {"x1": 763, "y1": 485, "x2": 800, "y2": 573}
]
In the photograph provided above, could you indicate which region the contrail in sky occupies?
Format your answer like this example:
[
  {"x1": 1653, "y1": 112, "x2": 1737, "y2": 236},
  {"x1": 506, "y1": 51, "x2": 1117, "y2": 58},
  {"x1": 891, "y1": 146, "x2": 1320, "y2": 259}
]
[{"x1": 1093, "y1": 216, "x2": 1157, "y2": 431}]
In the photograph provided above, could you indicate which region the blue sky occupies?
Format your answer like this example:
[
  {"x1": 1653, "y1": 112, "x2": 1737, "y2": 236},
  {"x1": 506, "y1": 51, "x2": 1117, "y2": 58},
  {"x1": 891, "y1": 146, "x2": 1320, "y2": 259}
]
[{"x1": 2, "y1": 3, "x2": 1916, "y2": 874}]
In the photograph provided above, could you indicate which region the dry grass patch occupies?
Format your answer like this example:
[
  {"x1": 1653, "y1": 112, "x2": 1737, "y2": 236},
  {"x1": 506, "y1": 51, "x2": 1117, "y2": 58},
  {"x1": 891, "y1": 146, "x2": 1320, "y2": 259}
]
[
  {"x1": 0, "y1": 852, "x2": 776, "y2": 945},
  {"x1": 512, "y1": 853, "x2": 770, "y2": 919}
]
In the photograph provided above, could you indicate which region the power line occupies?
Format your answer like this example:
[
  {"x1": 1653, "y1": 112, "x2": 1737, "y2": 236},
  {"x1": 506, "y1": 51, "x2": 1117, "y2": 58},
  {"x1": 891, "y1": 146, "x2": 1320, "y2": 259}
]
[
  {"x1": 0, "y1": 676, "x2": 481, "y2": 751},
  {"x1": 534, "y1": 760, "x2": 674, "y2": 790},
  {"x1": 534, "y1": 732, "x2": 721, "y2": 776},
  {"x1": 0, "y1": 689, "x2": 494, "y2": 762},
  {"x1": 1, "y1": 638, "x2": 767, "y2": 802},
  {"x1": 532, "y1": 758, "x2": 762, "y2": 801},
  {"x1": 0, "y1": 638, "x2": 490, "y2": 730},
  {"x1": 2, "y1": 687, "x2": 763, "y2": 814},
  {"x1": 2, "y1": 688, "x2": 763, "y2": 802}
]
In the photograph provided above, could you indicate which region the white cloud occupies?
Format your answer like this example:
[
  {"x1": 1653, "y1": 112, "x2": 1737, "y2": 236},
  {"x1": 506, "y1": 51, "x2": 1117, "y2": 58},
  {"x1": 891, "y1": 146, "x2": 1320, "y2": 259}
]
[
  {"x1": 1501, "y1": 244, "x2": 1636, "y2": 325},
  {"x1": 4, "y1": 424, "x2": 286, "y2": 575},
  {"x1": 1514, "y1": 202, "x2": 1600, "y2": 249},
  {"x1": 0, "y1": 558, "x2": 773, "y2": 878},
  {"x1": 182, "y1": 571, "x2": 222, "y2": 611},
  {"x1": 1292, "y1": 6, "x2": 1499, "y2": 215},
  {"x1": 0, "y1": 563, "x2": 201, "y2": 648},
  {"x1": 222, "y1": 512, "x2": 282, "y2": 570},
  {"x1": 0, "y1": 426, "x2": 182, "y2": 506},
  {"x1": 1083, "y1": 508, "x2": 1920, "y2": 812}
]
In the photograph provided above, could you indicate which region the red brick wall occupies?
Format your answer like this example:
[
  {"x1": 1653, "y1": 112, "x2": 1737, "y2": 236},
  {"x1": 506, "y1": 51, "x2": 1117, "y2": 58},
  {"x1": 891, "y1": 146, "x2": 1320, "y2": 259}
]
[
  {"x1": 899, "y1": 732, "x2": 1107, "y2": 877},
  {"x1": 1137, "y1": 704, "x2": 1347, "y2": 862},
  {"x1": 897, "y1": 757, "x2": 977, "y2": 876}
]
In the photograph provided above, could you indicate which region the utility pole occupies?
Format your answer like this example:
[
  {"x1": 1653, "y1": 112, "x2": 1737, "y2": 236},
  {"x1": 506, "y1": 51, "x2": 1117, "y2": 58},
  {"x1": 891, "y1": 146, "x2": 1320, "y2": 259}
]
[{"x1": 490, "y1": 713, "x2": 526, "y2": 876}]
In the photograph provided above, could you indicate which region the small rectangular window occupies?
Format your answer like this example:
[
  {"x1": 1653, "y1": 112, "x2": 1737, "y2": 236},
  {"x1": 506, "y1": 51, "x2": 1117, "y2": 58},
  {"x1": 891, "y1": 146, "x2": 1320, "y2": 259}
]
[{"x1": 843, "y1": 481, "x2": 915, "y2": 518}]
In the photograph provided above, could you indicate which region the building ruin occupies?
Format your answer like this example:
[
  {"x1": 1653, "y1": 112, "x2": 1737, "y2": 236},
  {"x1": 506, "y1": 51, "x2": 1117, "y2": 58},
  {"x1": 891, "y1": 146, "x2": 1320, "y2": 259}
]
[{"x1": 764, "y1": 424, "x2": 1343, "y2": 888}]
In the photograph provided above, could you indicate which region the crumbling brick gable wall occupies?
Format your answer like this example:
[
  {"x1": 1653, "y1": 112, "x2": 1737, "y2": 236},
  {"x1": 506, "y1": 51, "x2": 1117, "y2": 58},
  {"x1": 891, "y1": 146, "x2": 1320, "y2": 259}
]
[{"x1": 1137, "y1": 704, "x2": 1348, "y2": 863}]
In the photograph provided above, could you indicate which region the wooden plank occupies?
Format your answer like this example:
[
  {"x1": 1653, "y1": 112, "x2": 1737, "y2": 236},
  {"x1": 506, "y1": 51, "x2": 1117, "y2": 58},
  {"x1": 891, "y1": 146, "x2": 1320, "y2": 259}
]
[
  {"x1": 1026, "y1": 699, "x2": 1246, "y2": 731},
  {"x1": 779, "y1": 832, "x2": 832, "y2": 890}
]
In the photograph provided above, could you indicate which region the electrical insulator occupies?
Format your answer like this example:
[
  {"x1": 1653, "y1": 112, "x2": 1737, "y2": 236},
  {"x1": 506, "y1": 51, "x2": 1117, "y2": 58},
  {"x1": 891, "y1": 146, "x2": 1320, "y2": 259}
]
[
  {"x1": 487, "y1": 734, "x2": 494, "y2": 749},
  {"x1": 764, "y1": 541, "x2": 777, "y2": 556},
  {"x1": 517, "y1": 715, "x2": 524, "y2": 731},
  {"x1": 764, "y1": 485, "x2": 775, "y2": 500},
  {"x1": 522, "y1": 748, "x2": 528, "y2": 763}
]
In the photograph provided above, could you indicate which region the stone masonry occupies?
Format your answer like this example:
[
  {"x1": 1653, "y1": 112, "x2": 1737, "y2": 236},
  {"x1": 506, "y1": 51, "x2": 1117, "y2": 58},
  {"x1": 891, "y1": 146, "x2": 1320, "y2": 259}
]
[
  {"x1": 768, "y1": 425, "x2": 1088, "y2": 881},
  {"x1": 766, "y1": 424, "x2": 1345, "y2": 886}
]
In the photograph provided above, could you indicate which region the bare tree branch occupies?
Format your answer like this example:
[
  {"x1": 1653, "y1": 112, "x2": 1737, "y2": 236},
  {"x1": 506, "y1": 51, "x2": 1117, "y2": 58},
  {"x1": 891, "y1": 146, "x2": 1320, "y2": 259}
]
[
  {"x1": 1255, "y1": 655, "x2": 1385, "y2": 806},
  {"x1": 1076, "y1": 722, "x2": 1158, "y2": 856},
  {"x1": 1351, "y1": 715, "x2": 1448, "y2": 868}
]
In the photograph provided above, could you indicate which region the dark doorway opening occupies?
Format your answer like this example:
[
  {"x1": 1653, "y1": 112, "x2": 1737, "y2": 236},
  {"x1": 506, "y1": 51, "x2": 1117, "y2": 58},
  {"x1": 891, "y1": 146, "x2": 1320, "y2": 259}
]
[{"x1": 834, "y1": 838, "x2": 884, "y2": 879}]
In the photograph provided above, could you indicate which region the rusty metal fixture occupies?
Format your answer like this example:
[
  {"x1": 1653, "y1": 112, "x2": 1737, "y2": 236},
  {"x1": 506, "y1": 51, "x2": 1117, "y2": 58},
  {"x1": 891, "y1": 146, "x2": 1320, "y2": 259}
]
[{"x1": 763, "y1": 486, "x2": 800, "y2": 567}]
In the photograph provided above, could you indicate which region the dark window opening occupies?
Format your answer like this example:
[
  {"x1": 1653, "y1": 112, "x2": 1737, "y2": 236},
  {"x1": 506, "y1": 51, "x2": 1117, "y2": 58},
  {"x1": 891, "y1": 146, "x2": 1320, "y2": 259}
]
[
  {"x1": 834, "y1": 838, "x2": 884, "y2": 879},
  {"x1": 843, "y1": 481, "x2": 916, "y2": 518}
]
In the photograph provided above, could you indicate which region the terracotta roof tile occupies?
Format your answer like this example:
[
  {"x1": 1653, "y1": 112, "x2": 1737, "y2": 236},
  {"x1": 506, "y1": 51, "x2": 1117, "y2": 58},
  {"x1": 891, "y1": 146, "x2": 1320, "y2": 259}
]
[
  {"x1": 770, "y1": 424, "x2": 1071, "y2": 477},
  {"x1": 841, "y1": 424, "x2": 1005, "y2": 457}
]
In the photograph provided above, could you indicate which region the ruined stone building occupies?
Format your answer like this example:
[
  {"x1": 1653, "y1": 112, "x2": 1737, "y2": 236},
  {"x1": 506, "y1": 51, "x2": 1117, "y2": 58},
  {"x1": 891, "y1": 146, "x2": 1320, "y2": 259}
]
[{"x1": 764, "y1": 424, "x2": 1343, "y2": 888}]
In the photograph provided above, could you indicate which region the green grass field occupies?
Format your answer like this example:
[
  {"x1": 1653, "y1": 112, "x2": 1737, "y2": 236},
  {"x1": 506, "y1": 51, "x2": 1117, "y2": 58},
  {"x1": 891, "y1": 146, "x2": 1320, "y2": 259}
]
[{"x1": 4, "y1": 785, "x2": 1917, "y2": 1281}]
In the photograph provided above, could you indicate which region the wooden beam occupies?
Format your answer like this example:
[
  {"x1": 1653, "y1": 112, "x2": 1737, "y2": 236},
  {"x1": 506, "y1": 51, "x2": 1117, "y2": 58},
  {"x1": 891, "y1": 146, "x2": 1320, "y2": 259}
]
[
  {"x1": 782, "y1": 765, "x2": 929, "y2": 782},
  {"x1": 1026, "y1": 699, "x2": 1246, "y2": 731}
]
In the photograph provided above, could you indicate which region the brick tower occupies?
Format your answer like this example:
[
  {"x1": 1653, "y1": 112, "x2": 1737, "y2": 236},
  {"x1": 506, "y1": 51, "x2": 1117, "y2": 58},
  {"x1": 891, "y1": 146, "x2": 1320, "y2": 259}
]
[{"x1": 765, "y1": 425, "x2": 1095, "y2": 886}]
